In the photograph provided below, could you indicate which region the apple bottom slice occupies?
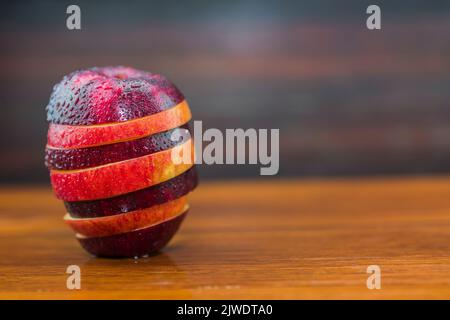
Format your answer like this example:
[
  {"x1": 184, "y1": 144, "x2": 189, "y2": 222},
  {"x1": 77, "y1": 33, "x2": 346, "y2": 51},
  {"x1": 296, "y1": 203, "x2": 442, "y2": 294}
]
[
  {"x1": 77, "y1": 209, "x2": 188, "y2": 258},
  {"x1": 64, "y1": 196, "x2": 187, "y2": 237}
]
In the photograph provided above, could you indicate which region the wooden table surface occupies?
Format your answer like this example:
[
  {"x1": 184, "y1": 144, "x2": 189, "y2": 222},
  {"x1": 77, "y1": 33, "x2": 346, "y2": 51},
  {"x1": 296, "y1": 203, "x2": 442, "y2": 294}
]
[{"x1": 1, "y1": 177, "x2": 450, "y2": 299}]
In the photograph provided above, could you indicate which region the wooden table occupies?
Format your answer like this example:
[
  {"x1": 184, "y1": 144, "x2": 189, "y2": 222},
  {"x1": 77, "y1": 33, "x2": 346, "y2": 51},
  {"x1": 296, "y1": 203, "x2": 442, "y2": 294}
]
[{"x1": 1, "y1": 177, "x2": 450, "y2": 299}]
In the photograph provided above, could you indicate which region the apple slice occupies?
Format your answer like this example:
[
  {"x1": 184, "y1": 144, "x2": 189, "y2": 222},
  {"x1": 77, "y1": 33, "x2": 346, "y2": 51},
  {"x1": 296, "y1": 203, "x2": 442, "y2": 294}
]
[
  {"x1": 65, "y1": 166, "x2": 198, "y2": 218},
  {"x1": 46, "y1": 124, "x2": 191, "y2": 170},
  {"x1": 77, "y1": 209, "x2": 188, "y2": 258},
  {"x1": 47, "y1": 100, "x2": 191, "y2": 149},
  {"x1": 51, "y1": 138, "x2": 194, "y2": 201},
  {"x1": 46, "y1": 66, "x2": 185, "y2": 126},
  {"x1": 65, "y1": 196, "x2": 187, "y2": 237}
]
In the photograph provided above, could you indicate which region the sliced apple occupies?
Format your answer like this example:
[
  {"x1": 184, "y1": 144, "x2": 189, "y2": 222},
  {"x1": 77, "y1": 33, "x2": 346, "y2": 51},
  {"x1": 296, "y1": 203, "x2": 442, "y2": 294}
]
[
  {"x1": 77, "y1": 209, "x2": 188, "y2": 258},
  {"x1": 47, "y1": 100, "x2": 191, "y2": 149},
  {"x1": 65, "y1": 196, "x2": 187, "y2": 237},
  {"x1": 50, "y1": 138, "x2": 194, "y2": 201},
  {"x1": 65, "y1": 166, "x2": 198, "y2": 218}
]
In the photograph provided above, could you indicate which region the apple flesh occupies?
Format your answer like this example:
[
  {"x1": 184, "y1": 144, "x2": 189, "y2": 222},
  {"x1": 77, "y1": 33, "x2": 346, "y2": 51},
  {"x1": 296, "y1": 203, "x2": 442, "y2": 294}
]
[
  {"x1": 65, "y1": 197, "x2": 187, "y2": 237},
  {"x1": 47, "y1": 100, "x2": 191, "y2": 149},
  {"x1": 65, "y1": 166, "x2": 198, "y2": 218},
  {"x1": 46, "y1": 66, "x2": 185, "y2": 126},
  {"x1": 45, "y1": 124, "x2": 190, "y2": 170},
  {"x1": 50, "y1": 138, "x2": 194, "y2": 201},
  {"x1": 77, "y1": 210, "x2": 188, "y2": 258}
]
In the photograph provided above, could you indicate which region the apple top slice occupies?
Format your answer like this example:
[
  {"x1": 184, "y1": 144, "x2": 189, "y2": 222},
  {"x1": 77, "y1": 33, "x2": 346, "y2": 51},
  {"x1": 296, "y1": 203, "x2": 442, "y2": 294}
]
[{"x1": 46, "y1": 66, "x2": 184, "y2": 125}]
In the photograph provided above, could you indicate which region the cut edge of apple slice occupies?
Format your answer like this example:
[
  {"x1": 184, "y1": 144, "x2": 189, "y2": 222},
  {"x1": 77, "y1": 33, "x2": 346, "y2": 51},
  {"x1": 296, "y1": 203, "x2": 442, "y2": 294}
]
[
  {"x1": 63, "y1": 166, "x2": 198, "y2": 218},
  {"x1": 51, "y1": 138, "x2": 193, "y2": 174},
  {"x1": 74, "y1": 203, "x2": 190, "y2": 239},
  {"x1": 65, "y1": 196, "x2": 188, "y2": 238},
  {"x1": 47, "y1": 100, "x2": 191, "y2": 149},
  {"x1": 63, "y1": 195, "x2": 187, "y2": 222},
  {"x1": 50, "y1": 139, "x2": 195, "y2": 201}
]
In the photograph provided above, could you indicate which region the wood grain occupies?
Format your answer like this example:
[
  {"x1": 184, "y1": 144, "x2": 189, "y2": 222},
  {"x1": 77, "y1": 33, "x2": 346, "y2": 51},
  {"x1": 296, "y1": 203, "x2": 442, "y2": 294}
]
[{"x1": 1, "y1": 177, "x2": 450, "y2": 299}]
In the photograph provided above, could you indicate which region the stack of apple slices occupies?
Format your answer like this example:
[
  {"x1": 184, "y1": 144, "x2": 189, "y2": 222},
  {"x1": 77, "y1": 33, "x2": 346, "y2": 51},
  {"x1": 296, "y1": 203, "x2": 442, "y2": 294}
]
[{"x1": 44, "y1": 66, "x2": 198, "y2": 258}]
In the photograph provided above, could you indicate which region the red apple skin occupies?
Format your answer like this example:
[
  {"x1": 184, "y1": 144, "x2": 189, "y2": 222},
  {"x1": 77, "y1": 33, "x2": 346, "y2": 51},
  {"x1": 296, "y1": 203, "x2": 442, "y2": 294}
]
[
  {"x1": 45, "y1": 124, "x2": 191, "y2": 171},
  {"x1": 50, "y1": 138, "x2": 194, "y2": 201},
  {"x1": 46, "y1": 66, "x2": 184, "y2": 126},
  {"x1": 65, "y1": 166, "x2": 198, "y2": 218},
  {"x1": 47, "y1": 100, "x2": 191, "y2": 149},
  {"x1": 77, "y1": 210, "x2": 187, "y2": 258}
]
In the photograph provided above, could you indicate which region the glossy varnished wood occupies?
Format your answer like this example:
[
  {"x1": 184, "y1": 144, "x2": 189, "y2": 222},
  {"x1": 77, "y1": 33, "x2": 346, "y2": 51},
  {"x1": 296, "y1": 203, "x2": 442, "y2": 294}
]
[{"x1": 1, "y1": 177, "x2": 450, "y2": 299}]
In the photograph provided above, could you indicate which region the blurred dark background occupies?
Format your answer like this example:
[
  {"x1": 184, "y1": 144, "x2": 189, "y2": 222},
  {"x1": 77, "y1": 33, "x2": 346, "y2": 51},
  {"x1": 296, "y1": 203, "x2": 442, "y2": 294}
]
[{"x1": 1, "y1": 0, "x2": 449, "y2": 183}]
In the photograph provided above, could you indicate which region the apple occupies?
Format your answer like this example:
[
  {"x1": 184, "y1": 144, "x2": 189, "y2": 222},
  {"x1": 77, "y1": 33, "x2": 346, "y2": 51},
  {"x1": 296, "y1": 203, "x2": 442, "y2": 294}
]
[
  {"x1": 77, "y1": 210, "x2": 188, "y2": 258},
  {"x1": 65, "y1": 166, "x2": 198, "y2": 218},
  {"x1": 65, "y1": 196, "x2": 187, "y2": 237},
  {"x1": 50, "y1": 138, "x2": 195, "y2": 201},
  {"x1": 45, "y1": 66, "x2": 197, "y2": 258},
  {"x1": 47, "y1": 100, "x2": 191, "y2": 149}
]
